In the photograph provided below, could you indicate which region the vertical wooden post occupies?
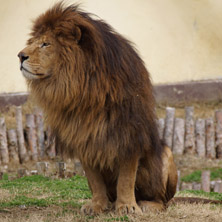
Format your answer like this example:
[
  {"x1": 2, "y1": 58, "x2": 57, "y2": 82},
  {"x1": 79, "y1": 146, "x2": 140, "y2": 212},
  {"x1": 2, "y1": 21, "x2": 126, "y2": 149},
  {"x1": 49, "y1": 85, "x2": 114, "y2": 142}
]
[
  {"x1": 157, "y1": 118, "x2": 165, "y2": 140},
  {"x1": 25, "y1": 114, "x2": 38, "y2": 161},
  {"x1": 7, "y1": 129, "x2": 19, "y2": 162},
  {"x1": 214, "y1": 181, "x2": 222, "y2": 193},
  {"x1": 201, "y1": 171, "x2": 210, "y2": 192},
  {"x1": 16, "y1": 106, "x2": 28, "y2": 163},
  {"x1": 0, "y1": 117, "x2": 9, "y2": 164},
  {"x1": 36, "y1": 162, "x2": 49, "y2": 176},
  {"x1": 57, "y1": 162, "x2": 66, "y2": 178},
  {"x1": 176, "y1": 170, "x2": 181, "y2": 191},
  {"x1": 173, "y1": 118, "x2": 185, "y2": 155},
  {"x1": 196, "y1": 119, "x2": 206, "y2": 157},
  {"x1": 215, "y1": 110, "x2": 222, "y2": 159},
  {"x1": 192, "y1": 182, "x2": 201, "y2": 190},
  {"x1": 184, "y1": 107, "x2": 195, "y2": 154},
  {"x1": 74, "y1": 160, "x2": 84, "y2": 176},
  {"x1": 17, "y1": 169, "x2": 27, "y2": 178},
  {"x1": 205, "y1": 118, "x2": 216, "y2": 158},
  {"x1": 163, "y1": 107, "x2": 175, "y2": 149},
  {"x1": 46, "y1": 127, "x2": 56, "y2": 158},
  {"x1": 34, "y1": 108, "x2": 45, "y2": 159}
]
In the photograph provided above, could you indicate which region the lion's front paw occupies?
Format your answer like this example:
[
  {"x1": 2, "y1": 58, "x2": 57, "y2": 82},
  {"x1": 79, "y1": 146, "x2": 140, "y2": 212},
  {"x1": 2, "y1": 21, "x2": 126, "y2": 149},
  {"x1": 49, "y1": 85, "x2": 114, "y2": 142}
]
[
  {"x1": 81, "y1": 202, "x2": 108, "y2": 215},
  {"x1": 115, "y1": 202, "x2": 143, "y2": 215}
]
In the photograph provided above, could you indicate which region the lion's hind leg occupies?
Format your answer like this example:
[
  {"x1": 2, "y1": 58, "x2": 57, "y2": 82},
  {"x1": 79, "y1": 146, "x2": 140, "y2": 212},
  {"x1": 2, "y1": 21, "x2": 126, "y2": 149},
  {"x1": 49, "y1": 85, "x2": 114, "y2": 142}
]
[{"x1": 138, "y1": 200, "x2": 165, "y2": 212}]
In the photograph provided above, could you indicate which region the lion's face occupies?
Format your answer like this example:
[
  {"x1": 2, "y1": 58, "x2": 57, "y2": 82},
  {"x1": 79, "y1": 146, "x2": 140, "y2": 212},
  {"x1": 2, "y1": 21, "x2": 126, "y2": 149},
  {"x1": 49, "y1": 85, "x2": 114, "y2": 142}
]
[{"x1": 18, "y1": 33, "x2": 57, "y2": 80}]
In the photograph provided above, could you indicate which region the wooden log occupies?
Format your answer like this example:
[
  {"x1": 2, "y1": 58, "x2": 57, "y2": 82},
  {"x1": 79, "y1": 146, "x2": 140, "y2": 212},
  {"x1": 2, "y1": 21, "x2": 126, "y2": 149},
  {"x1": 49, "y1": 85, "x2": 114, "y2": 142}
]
[
  {"x1": 184, "y1": 106, "x2": 195, "y2": 154},
  {"x1": 7, "y1": 129, "x2": 19, "y2": 162},
  {"x1": 181, "y1": 182, "x2": 192, "y2": 191},
  {"x1": 34, "y1": 108, "x2": 45, "y2": 158},
  {"x1": 46, "y1": 127, "x2": 56, "y2": 158},
  {"x1": 201, "y1": 170, "x2": 210, "y2": 192},
  {"x1": 36, "y1": 162, "x2": 49, "y2": 176},
  {"x1": 173, "y1": 118, "x2": 185, "y2": 155},
  {"x1": 205, "y1": 118, "x2": 216, "y2": 158},
  {"x1": 16, "y1": 106, "x2": 28, "y2": 163},
  {"x1": 176, "y1": 170, "x2": 181, "y2": 191},
  {"x1": 215, "y1": 110, "x2": 222, "y2": 159},
  {"x1": 25, "y1": 114, "x2": 38, "y2": 161},
  {"x1": 192, "y1": 182, "x2": 201, "y2": 190},
  {"x1": 0, "y1": 117, "x2": 9, "y2": 164},
  {"x1": 17, "y1": 169, "x2": 28, "y2": 178},
  {"x1": 163, "y1": 107, "x2": 175, "y2": 149},
  {"x1": 196, "y1": 119, "x2": 206, "y2": 157},
  {"x1": 157, "y1": 118, "x2": 165, "y2": 140},
  {"x1": 214, "y1": 181, "x2": 222, "y2": 193},
  {"x1": 74, "y1": 160, "x2": 84, "y2": 176},
  {"x1": 56, "y1": 162, "x2": 66, "y2": 178}
]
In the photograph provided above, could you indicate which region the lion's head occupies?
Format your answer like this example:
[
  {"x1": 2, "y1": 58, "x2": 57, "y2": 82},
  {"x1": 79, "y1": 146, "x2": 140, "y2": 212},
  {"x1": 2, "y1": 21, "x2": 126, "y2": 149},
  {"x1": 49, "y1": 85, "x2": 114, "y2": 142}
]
[{"x1": 18, "y1": 33, "x2": 58, "y2": 80}]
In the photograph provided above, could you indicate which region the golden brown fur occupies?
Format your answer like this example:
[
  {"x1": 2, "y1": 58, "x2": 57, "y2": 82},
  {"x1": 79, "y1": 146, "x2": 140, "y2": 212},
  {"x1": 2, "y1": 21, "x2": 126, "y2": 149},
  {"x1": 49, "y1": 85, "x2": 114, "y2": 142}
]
[{"x1": 18, "y1": 2, "x2": 178, "y2": 214}]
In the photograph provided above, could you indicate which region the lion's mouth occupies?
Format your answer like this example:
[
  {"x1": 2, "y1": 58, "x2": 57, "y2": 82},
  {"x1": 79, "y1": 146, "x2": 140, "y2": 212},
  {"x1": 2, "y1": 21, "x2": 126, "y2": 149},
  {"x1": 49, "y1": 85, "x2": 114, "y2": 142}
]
[{"x1": 21, "y1": 66, "x2": 44, "y2": 76}]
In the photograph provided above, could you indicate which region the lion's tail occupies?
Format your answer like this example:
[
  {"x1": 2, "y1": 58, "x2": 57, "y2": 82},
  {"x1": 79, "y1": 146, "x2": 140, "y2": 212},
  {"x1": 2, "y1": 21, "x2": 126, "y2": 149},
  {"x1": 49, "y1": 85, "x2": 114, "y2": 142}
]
[{"x1": 167, "y1": 197, "x2": 222, "y2": 206}]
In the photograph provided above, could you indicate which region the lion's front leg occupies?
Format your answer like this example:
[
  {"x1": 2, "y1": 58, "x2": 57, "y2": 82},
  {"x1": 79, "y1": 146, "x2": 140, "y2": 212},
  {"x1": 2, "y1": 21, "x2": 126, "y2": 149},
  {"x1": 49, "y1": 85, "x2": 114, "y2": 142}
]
[
  {"x1": 81, "y1": 166, "x2": 109, "y2": 215},
  {"x1": 115, "y1": 156, "x2": 142, "y2": 215}
]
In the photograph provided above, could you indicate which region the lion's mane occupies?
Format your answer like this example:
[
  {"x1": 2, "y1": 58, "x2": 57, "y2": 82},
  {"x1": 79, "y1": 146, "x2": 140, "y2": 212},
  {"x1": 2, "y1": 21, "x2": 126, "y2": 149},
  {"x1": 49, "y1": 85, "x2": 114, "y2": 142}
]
[{"x1": 28, "y1": 3, "x2": 163, "y2": 171}]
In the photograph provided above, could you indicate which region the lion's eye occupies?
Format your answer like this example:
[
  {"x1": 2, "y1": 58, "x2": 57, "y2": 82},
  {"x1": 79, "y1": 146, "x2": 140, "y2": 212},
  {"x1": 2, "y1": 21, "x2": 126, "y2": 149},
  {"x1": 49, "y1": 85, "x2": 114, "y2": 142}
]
[{"x1": 40, "y1": 42, "x2": 50, "y2": 48}]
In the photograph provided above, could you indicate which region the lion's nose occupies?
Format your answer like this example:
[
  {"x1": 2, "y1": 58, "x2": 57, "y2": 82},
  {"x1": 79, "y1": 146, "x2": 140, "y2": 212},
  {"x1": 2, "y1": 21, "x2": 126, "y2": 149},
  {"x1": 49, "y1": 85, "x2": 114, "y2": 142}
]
[{"x1": 18, "y1": 51, "x2": 29, "y2": 63}]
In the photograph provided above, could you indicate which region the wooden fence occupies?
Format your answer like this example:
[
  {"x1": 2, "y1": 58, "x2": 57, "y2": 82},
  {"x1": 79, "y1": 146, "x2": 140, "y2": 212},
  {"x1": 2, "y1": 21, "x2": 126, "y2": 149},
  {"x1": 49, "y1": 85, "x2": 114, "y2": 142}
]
[
  {"x1": 178, "y1": 170, "x2": 222, "y2": 193},
  {"x1": 0, "y1": 106, "x2": 56, "y2": 165},
  {"x1": 158, "y1": 106, "x2": 222, "y2": 159},
  {"x1": 1, "y1": 105, "x2": 222, "y2": 165}
]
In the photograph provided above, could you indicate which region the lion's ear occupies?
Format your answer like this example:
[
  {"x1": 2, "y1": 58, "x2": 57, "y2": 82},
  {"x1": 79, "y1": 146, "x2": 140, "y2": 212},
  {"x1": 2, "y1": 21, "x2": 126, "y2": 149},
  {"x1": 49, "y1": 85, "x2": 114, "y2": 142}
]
[{"x1": 73, "y1": 26, "x2": 82, "y2": 43}]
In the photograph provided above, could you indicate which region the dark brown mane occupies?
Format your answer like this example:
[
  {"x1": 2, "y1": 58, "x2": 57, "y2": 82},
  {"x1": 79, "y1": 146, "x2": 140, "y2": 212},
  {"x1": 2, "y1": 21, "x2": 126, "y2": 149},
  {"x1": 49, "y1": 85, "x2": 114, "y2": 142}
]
[{"x1": 28, "y1": 2, "x2": 163, "y2": 169}]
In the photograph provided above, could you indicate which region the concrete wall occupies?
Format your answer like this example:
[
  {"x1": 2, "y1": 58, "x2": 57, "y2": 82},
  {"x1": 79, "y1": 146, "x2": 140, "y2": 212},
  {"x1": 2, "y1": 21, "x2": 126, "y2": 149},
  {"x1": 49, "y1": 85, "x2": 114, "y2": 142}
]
[{"x1": 1, "y1": 0, "x2": 222, "y2": 93}]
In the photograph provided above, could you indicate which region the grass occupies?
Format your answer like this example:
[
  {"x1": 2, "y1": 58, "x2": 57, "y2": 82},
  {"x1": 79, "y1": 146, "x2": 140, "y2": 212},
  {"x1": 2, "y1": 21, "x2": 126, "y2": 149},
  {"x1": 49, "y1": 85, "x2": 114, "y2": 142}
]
[
  {"x1": 0, "y1": 175, "x2": 91, "y2": 208},
  {"x1": 177, "y1": 190, "x2": 222, "y2": 201},
  {"x1": 0, "y1": 174, "x2": 222, "y2": 222},
  {"x1": 181, "y1": 168, "x2": 222, "y2": 183}
]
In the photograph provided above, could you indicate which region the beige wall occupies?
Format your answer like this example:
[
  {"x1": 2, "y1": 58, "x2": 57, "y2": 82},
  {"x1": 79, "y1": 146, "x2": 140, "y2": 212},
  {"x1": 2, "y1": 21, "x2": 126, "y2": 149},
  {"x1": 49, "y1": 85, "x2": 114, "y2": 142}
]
[{"x1": 1, "y1": 0, "x2": 222, "y2": 93}]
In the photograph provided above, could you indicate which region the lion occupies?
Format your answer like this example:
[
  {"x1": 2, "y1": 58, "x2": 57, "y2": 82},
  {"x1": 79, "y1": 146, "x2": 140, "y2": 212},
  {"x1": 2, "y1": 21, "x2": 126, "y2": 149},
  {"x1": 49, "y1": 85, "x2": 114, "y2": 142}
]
[{"x1": 18, "y1": 2, "x2": 178, "y2": 215}]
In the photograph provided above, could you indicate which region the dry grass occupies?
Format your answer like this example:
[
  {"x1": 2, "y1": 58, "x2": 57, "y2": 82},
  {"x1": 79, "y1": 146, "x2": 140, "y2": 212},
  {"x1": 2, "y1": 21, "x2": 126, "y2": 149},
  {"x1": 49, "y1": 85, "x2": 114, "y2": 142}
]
[{"x1": 0, "y1": 203, "x2": 221, "y2": 222}]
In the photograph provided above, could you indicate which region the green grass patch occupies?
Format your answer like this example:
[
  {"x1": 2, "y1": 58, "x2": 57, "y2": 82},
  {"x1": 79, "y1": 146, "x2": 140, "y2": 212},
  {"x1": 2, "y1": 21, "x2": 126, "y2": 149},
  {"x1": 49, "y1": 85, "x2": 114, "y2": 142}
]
[
  {"x1": 178, "y1": 190, "x2": 222, "y2": 201},
  {"x1": 181, "y1": 168, "x2": 222, "y2": 183},
  {"x1": 0, "y1": 175, "x2": 91, "y2": 208}
]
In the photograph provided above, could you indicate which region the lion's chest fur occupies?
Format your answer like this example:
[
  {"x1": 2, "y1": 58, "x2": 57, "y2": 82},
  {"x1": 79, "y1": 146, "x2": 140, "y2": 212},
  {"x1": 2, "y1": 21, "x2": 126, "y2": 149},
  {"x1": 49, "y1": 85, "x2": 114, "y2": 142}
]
[{"x1": 45, "y1": 106, "x2": 118, "y2": 169}]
